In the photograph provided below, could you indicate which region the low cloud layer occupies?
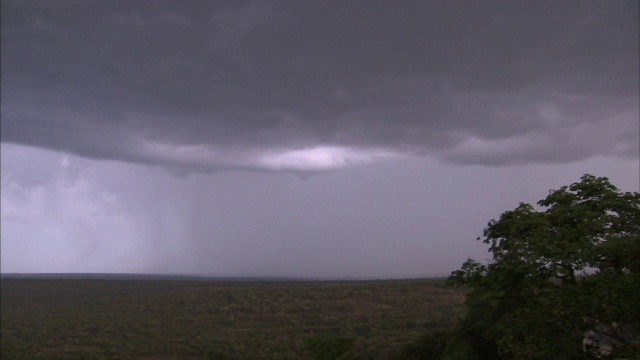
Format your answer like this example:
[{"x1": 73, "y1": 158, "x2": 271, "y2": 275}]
[
  {"x1": 4, "y1": 143, "x2": 637, "y2": 276},
  {"x1": 2, "y1": 1, "x2": 638, "y2": 173}
]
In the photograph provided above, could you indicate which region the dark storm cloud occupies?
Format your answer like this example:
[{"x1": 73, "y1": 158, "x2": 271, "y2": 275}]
[{"x1": 2, "y1": 0, "x2": 638, "y2": 172}]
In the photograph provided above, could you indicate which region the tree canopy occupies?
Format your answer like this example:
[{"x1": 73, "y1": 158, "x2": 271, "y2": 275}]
[{"x1": 405, "y1": 174, "x2": 639, "y2": 360}]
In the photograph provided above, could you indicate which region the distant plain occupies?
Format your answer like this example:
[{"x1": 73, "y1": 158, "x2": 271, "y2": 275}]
[{"x1": 0, "y1": 274, "x2": 466, "y2": 359}]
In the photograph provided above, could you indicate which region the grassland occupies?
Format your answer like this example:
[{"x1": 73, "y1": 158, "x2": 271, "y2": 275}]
[{"x1": 1, "y1": 276, "x2": 466, "y2": 359}]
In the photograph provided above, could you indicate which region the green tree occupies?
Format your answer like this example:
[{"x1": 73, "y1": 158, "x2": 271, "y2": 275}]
[{"x1": 446, "y1": 174, "x2": 640, "y2": 360}]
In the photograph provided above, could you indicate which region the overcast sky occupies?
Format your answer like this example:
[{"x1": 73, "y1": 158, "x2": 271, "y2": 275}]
[{"x1": 1, "y1": 0, "x2": 638, "y2": 278}]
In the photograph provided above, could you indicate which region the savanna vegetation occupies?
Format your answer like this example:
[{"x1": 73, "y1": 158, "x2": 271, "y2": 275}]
[
  {"x1": 0, "y1": 277, "x2": 465, "y2": 359},
  {"x1": 403, "y1": 175, "x2": 640, "y2": 359}
]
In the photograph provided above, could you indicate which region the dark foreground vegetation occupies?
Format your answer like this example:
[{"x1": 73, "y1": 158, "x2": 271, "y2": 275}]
[
  {"x1": 402, "y1": 175, "x2": 640, "y2": 360},
  {"x1": 1, "y1": 277, "x2": 465, "y2": 359}
]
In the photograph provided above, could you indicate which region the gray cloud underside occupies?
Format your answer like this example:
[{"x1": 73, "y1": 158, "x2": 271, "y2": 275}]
[{"x1": 2, "y1": 0, "x2": 638, "y2": 172}]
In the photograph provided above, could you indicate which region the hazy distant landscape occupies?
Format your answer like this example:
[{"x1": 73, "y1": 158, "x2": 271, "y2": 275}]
[{"x1": 0, "y1": 275, "x2": 466, "y2": 359}]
